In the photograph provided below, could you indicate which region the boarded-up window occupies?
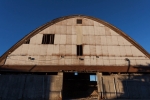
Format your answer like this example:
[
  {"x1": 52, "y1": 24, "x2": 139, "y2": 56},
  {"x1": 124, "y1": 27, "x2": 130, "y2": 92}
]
[
  {"x1": 77, "y1": 45, "x2": 83, "y2": 56},
  {"x1": 77, "y1": 19, "x2": 82, "y2": 24},
  {"x1": 24, "y1": 39, "x2": 30, "y2": 44},
  {"x1": 42, "y1": 34, "x2": 55, "y2": 44}
]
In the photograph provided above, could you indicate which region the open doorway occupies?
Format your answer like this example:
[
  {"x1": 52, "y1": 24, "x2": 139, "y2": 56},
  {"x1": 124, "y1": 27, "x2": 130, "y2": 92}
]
[{"x1": 63, "y1": 73, "x2": 98, "y2": 99}]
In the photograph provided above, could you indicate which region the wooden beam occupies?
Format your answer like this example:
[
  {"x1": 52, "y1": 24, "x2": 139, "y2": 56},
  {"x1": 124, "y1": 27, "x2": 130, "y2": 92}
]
[{"x1": 0, "y1": 65, "x2": 150, "y2": 72}]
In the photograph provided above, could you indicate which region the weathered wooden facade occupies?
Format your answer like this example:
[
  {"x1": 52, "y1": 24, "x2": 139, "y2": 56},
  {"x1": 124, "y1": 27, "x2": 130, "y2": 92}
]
[{"x1": 0, "y1": 15, "x2": 150, "y2": 100}]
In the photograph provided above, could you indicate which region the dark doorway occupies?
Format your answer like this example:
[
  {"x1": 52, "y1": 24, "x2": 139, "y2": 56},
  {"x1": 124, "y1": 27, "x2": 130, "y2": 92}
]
[{"x1": 63, "y1": 73, "x2": 98, "y2": 99}]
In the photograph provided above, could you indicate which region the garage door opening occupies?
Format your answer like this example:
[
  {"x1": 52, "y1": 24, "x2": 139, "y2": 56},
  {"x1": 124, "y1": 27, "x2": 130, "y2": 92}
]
[{"x1": 63, "y1": 73, "x2": 98, "y2": 99}]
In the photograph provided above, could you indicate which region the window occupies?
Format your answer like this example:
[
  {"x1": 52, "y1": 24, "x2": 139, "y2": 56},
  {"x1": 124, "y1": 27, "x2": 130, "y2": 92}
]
[
  {"x1": 74, "y1": 72, "x2": 78, "y2": 75},
  {"x1": 24, "y1": 39, "x2": 30, "y2": 44},
  {"x1": 90, "y1": 75, "x2": 97, "y2": 81},
  {"x1": 77, "y1": 19, "x2": 82, "y2": 24},
  {"x1": 77, "y1": 45, "x2": 83, "y2": 56},
  {"x1": 42, "y1": 34, "x2": 55, "y2": 44}
]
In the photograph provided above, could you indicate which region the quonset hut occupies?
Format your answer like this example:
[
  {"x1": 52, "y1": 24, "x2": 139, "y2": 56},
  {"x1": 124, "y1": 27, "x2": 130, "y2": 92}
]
[{"x1": 0, "y1": 15, "x2": 150, "y2": 100}]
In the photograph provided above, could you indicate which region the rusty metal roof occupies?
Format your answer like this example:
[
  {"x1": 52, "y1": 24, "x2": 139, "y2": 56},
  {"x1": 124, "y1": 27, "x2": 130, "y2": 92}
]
[{"x1": 0, "y1": 15, "x2": 150, "y2": 65}]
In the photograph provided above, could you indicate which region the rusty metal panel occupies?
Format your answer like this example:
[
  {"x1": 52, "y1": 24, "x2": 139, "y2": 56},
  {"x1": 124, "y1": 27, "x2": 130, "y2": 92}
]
[
  {"x1": 125, "y1": 46, "x2": 133, "y2": 56},
  {"x1": 17, "y1": 56, "x2": 27, "y2": 65},
  {"x1": 95, "y1": 36, "x2": 101, "y2": 44},
  {"x1": 96, "y1": 56, "x2": 103, "y2": 65},
  {"x1": 84, "y1": 56, "x2": 91, "y2": 65},
  {"x1": 82, "y1": 18, "x2": 94, "y2": 26},
  {"x1": 67, "y1": 18, "x2": 75, "y2": 25},
  {"x1": 51, "y1": 56, "x2": 59, "y2": 65},
  {"x1": 28, "y1": 44, "x2": 35, "y2": 56},
  {"x1": 71, "y1": 56, "x2": 79, "y2": 65},
  {"x1": 113, "y1": 46, "x2": 120, "y2": 57},
  {"x1": 76, "y1": 26, "x2": 83, "y2": 44},
  {"x1": 83, "y1": 35, "x2": 90, "y2": 44},
  {"x1": 100, "y1": 36, "x2": 107, "y2": 45},
  {"x1": 94, "y1": 26, "x2": 105, "y2": 35},
  {"x1": 90, "y1": 35, "x2": 96, "y2": 44},
  {"x1": 48, "y1": 25, "x2": 55, "y2": 33},
  {"x1": 99, "y1": 27, "x2": 105, "y2": 35},
  {"x1": 38, "y1": 56, "x2": 46, "y2": 65},
  {"x1": 119, "y1": 46, "x2": 126, "y2": 56},
  {"x1": 88, "y1": 26, "x2": 95, "y2": 35},
  {"x1": 45, "y1": 56, "x2": 52, "y2": 65},
  {"x1": 115, "y1": 76, "x2": 128, "y2": 98},
  {"x1": 110, "y1": 29, "x2": 119, "y2": 35},
  {"x1": 72, "y1": 35, "x2": 77, "y2": 44},
  {"x1": 115, "y1": 57, "x2": 126, "y2": 66},
  {"x1": 105, "y1": 27, "x2": 111, "y2": 36},
  {"x1": 67, "y1": 26, "x2": 72, "y2": 34},
  {"x1": 112, "y1": 36, "x2": 119, "y2": 45},
  {"x1": 109, "y1": 57, "x2": 116, "y2": 66},
  {"x1": 30, "y1": 35, "x2": 37, "y2": 44},
  {"x1": 5, "y1": 57, "x2": 12, "y2": 65},
  {"x1": 47, "y1": 45, "x2": 54, "y2": 55},
  {"x1": 40, "y1": 45, "x2": 48, "y2": 55},
  {"x1": 55, "y1": 26, "x2": 67, "y2": 34},
  {"x1": 96, "y1": 45, "x2": 102, "y2": 56},
  {"x1": 71, "y1": 45, "x2": 76, "y2": 55},
  {"x1": 53, "y1": 45, "x2": 59, "y2": 56},
  {"x1": 117, "y1": 36, "x2": 124, "y2": 46},
  {"x1": 83, "y1": 45, "x2": 90, "y2": 55},
  {"x1": 131, "y1": 46, "x2": 145, "y2": 57},
  {"x1": 103, "y1": 57, "x2": 110, "y2": 66},
  {"x1": 43, "y1": 27, "x2": 49, "y2": 34},
  {"x1": 59, "y1": 45, "x2": 66, "y2": 55},
  {"x1": 90, "y1": 56, "x2": 96, "y2": 65},
  {"x1": 123, "y1": 38, "x2": 132, "y2": 45},
  {"x1": 33, "y1": 45, "x2": 41, "y2": 56},
  {"x1": 101, "y1": 46, "x2": 108, "y2": 56},
  {"x1": 107, "y1": 46, "x2": 115, "y2": 56},
  {"x1": 61, "y1": 20, "x2": 67, "y2": 25},
  {"x1": 66, "y1": 35, "x2": 72, "y2": 44},
  {"x1": 10, "y1": 45, "x2": 23, "y2": 55},
  {"x1": 65, "y1": 45, "x2": 72, "y2": 55},
  {"x1": 83, "y1": 26, "x2": 89, "y2": 35},
  {"x1": 11, "y1": 56, "x2": 19, "y2": 65},
  {"x1": 94, "y1": 21, "x2": 104, "y2": 27},
  {"x1": 72, "y1": 25, "x2": 76, "y2": 34},
  {"x1": 36, "y1": 34, "x2": 43, "y2": 44},
  {"x1": 79, "y1": 56, "x2": 84, "y2": 65},
  {"x1": 90, "y1": 45, "x2": 96, "y2": 55},
  {"x1": 54, "y1": 34, "x2": 61, "y2": 44},
  {"x1": 60, "y1": 35, "x2": 66, "y2": 44},
  {"x1": 129, "y1": 59, "x2": 137, "y2": 66},
  {"x1": 94, "y1": 26, "x2": 100, "y2": 35},
  {"x1": 64, "y1": 56, "x2": 72, "y2": 65},
  {"x1": 21, "y1": 44, "x2": 29, "y2": 56},
  {"x1": 106, "y1": 36, "x2": 112, "y2": 45},
  {"x1": 55, "y1": 21, "x2": 62, "y2": 25},
  {"x1": 102, "y1": 76, "x2": 112, "y2": 99}
]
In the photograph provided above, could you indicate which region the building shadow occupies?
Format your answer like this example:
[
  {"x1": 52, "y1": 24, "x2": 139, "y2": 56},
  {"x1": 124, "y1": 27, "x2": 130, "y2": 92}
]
[
  {"x1": 0, "y1": 69, "x2": 62, "y2": 100},
  {"x1": 99, "y1": 64, "x2": 150, "y2": 100}
]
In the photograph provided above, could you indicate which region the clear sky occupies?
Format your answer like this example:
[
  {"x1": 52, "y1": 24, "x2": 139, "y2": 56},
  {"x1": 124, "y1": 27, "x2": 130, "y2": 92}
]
[{"x1": 0, "y1": 0, "x2": 150, "y2": 56}]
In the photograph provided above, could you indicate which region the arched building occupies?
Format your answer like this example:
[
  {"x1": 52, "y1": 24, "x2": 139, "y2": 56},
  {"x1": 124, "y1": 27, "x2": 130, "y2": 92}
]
[{"x1": 0, "y1": 15, "x2": 150, "y2": 100}]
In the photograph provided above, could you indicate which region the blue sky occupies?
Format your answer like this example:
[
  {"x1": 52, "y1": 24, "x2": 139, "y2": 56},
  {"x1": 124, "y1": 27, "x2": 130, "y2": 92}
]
[{"x1": 0, "y1": 0, "x2": 150, "y2": 56}]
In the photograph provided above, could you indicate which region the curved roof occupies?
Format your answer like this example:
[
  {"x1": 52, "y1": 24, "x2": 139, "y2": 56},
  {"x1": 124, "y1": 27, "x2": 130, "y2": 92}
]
[{"x1": 0, "y1": 15, "x2": 150, "y2": 64}]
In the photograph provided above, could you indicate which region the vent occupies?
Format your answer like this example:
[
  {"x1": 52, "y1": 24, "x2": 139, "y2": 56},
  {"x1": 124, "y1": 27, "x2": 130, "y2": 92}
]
[
  {"x1": 77, "y1": 19, "x2": 82, "y2": 24},
  {"x1": 77, "y1": 45, "x2": 83, "y2": 56},
  {"x1": 42, "y1": 34, "x2": 55, "y2": 44},
  {"x1": 24, "y1": 39, "x2": 30, "y2": 44}
]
